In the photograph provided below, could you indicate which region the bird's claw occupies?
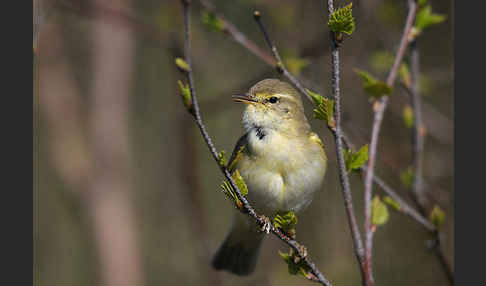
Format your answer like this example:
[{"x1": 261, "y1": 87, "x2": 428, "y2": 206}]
[{"x1": 259, "y1": 215, "x2": 272, "y2": 234}]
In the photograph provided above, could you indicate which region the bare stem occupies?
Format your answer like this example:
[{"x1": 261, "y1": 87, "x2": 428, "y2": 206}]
[
  {"x1": 179, "y1": 1, "x2": 332, "y2": 285},
  {"x1": 323, "y1": 1, "x2": 372, "y2": 285},
  {"x1": 409, "y1": 39, "x2": 454, "y2": 285},
  {"x1": 362, "y1": 1, "x2": 418, "y2": 285}
]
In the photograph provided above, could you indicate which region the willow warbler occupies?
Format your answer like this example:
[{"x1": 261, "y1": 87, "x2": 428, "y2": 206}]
[{"x1": 212, "y1": 79, "x2": 327, "y2": 275}]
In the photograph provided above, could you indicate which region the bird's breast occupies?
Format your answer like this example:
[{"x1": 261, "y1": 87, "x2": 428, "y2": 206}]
[{"x1": 236, "y1": 129, "x2": 326, "y2": 215}]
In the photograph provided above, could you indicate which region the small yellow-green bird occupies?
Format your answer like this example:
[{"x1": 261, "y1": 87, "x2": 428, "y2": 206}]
[{"x1": 212, "y1": 79, "x2": 327, "y2": 275}]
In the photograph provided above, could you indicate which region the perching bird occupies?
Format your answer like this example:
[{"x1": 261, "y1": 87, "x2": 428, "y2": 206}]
[{"x1": 212, "y1": 79, "x2": 327, "y2": 275}]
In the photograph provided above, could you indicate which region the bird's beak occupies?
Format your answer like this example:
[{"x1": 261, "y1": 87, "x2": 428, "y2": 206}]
[{"x1": 232, "y1": 94, "x2": 259, "y2": 105}]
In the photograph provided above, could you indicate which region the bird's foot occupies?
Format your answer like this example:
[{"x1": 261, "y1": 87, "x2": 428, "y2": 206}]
[{"x1": 259, "y1": 215, "x2": 272, "y2": 234}]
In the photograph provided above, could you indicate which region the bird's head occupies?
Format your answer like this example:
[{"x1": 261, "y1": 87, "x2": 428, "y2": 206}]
[{"x1": 233, "y1": 79, "x2": 310, "y2": 134}]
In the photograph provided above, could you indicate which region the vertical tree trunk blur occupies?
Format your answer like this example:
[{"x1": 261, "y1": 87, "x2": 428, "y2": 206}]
[
  {"x1": 179, "y1": 114, "x2": 222, "y2": 286},
  {"x1": 88, "y1": 1, "x2": 143, "y2": 286},
  {"x1": 37, "y1": 0, "x2": 144, "y2": 285}
]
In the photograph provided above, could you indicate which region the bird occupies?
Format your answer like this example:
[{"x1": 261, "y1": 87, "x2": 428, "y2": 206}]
[{"x1": 211, "y1": 78, "x2": 327, "y2": 276}]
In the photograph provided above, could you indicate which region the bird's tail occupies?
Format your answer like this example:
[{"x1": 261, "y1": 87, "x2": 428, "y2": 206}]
[{"x1": 212, "y1": 214, "x2": 264, "y2": 276}]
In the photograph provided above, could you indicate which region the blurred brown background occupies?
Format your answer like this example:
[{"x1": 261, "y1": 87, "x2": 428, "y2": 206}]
[{"x1": 33, "y1": 0, "x2": 453, "y2": 285}]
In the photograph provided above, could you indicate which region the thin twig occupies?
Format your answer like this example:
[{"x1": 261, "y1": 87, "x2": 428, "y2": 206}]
[
  {"x1": 362, "y1": 1, "x2": 418, "y2": 286},
  {"x1": 323, "y1": 0, "x2": 370, "y2": 284},
  {"x1": 197, "y1": 0, "x2": 276, "y2": 66},
  {"x1": 409, "y1": 39, "x2": 454, "y2": 285},
  {"x1": 179, "y1": 1, "x2": 332, "y2": 285},
  {"x1": 253, "y1": 12, "x2": 314, "y2": 104}
]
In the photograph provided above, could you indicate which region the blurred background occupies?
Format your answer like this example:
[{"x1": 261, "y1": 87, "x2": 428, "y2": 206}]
[{"x1": 33, "y1": 0, "x2": 453, "y2": 285}]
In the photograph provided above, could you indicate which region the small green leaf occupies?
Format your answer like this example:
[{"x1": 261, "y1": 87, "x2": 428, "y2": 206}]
[
  {"x1": 371, "y1": 196, "x2": 389, "y2": 226},
  {"x1": 175, "y1": 57, "x2": 190, "y2": 72},
  {"x1": 403, "y1": 105, "x2": 414, "y2": 128},
  {"x1": 399, "y1": 63, "x2": 411, "y2": 88},
  {"x1": 218, "y1": 151, "x2": 227, "y2": 167},
  {"x1": 369, "y1": 51, "x2": 394, "y2": 72},
  {"x1": 232, "y1": 169, "x2": 248, "y2": 197},
  {"x1": 284, "y1": 57, "x2": 310, "y2": 75},
  {"x1": 307, "y1": 89, "x2": 335, "y2": 128},
  {"x1": 177, "y1": 80, "x2": 193, "y2": 113},
  {"x1": 344, "y1": 144, "x2": 369, "y2": 172},
  {"x1": 383, "y1": 196, "x2": 401, "y2": 211},
  {"x1": 201, "y1": 11, "x2": 225, "y2": 32},
  {"x1": 220, "y1": 181, "x2": 242, "y2": 209},
  {"x1": 429, "y1": 205, "x2": 445, "y2": 228},
  {"x1": 278, "y1": 250, "x2": 312, "y2": 276},
  {"x1": 328, "y1": 3, "x2": 355, "y2": 36},
  {"x1": 273, "y1": 211, "x2": 298, "y2": 237},
  {"x1": 418, "y1": 0, "x2": 428, "y2": 7},
  {"x1": 354, "y1": 69, "x2": 392, "y2": 100},
  {"x1": 220, "y1": 170, "x2": 248, "y2": 209},
  {"x1": 415, "y1": 5, "x2": 446, "y2": 32},
  {"x1": 400, "y1": 166, "x2": 414, "y2": 189},
  {"x1": 306, "y1": 89, "x2": 323, "y2": 106}
]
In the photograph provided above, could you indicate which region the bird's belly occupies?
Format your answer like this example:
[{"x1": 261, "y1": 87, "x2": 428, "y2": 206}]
[{"x1": 238, "y1": 154, "x2": 325, "y2": 215}]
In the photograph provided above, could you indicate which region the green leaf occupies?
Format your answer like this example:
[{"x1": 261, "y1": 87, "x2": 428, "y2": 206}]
[
  {"x1": 403, "y1": 105, "x2": 414, "y2": 128},
  {"x1": 220, "y1": 180, "x2": 242, "y2": 209},
  {"x1": 201, "y1": 11, "x2": 224, "y2": 32},
  {"x1": 418, "y1": 0, "x2": 428, "y2": 7},
  {"x1": 306, "y1": 89, "x2": 323, "y2": 106},
  {"x1": 273, "y1": 211, "x2": 298, "y2": 237},
  {"x1": 344, "y1": 144, "x2": 369, "y2": 172},
  {"x1": 284, "y1": 57, "x2": 310, "y2": 75},
  {"x1": 307, "y1": 89, "x2": 335, "y2": 128},
  {"x1": 429, "y1": 205, "x2": 445, "y2": 228},
  {"x1": 232, "y1": 169, "x2": 248, "y2": 196},
  {"x1": 177, "y1": 80, "x2": 193, "y2": 112},
  {"x1": 371, "y1": 196, "x2": 389, "y2": 226},
  {"x1": 218, "y1": 151, "x2": 227, "y2": 167},
  {"x1": 354, "y1": 69, "x2": 392, "y2": 100},
  {"x1": 278, "y1": 250, "x2": 312, "y2": 277},
  {"x1": 175, "y1": 57, "x2": 190, "y2": 72},
  {"x1": 383, "y1": 196, "x2": 401, "y2": 211},
  {"x1": 399, "y1": 63, "x2": 411, "y2": 88},
  {"x1": 220, "y1": 169, "x2": 248, "y2": 209},
  {"x1": 415, "y1": 5, "x2": 446, "y2": 32},
  {"x1": 328, "y1": 3, "x2": 355, "y2": 36},
  {"x1": 400, "y1": 166, "x2": 414, "y2": 189},
  {"x1": 369, "y1": 51, "x2": 394, "y2": 72}
]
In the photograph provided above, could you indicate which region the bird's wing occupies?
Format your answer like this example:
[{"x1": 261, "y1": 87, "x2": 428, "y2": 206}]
[{"x1": 227, "y1": 133, "x2": 249, "y2": 173}]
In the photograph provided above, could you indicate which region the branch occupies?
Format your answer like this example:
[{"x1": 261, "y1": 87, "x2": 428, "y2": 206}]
[
  {"x1": 322, "y1": 1, "x2": 370, "y2": 284},
  {"x1": 409, "y1": 39, "x2": 454, "y2": 285},
  {"x1": 362, "y1": 1, "x2": 418, "y2": 286},
  {"x1": 178, "y1": 1, "x2": 332, "y2": 285}
]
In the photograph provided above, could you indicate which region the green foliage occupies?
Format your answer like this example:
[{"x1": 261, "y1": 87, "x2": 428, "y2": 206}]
[
  {"x1": 273, "y1": 211, "x2": 298, "y2": 237},
  {"x1": 278, "y1": 250, "x2": 312, "y2": 277},
  {"x1": 369, "y1": 51, "x2": 394, "y2": 72},
  {"x1": 429, "y1": 205, "x2": 445, "y2": 228},
  {"x1": 284, "y1": 57, "x2": 310, "y2": 75},
  {"x1": 201, "y1": 11, "x2": 224, "y2": 32},
  {"x1": 403, "y1": 104, "x2": 414, "y2": 128},
  {"x1": 354, "y1": 69, "x2": 392, "y2": 100},
  {"x1": 306, "y1": 89, "x2": 335, "y2": 128},
  {"x1": 175, "y1": 57, "x2": 190, "y2": 72},
  {"x1": 328, "y1": 3, "x2": 355, "y2": 36},
  {"x1": 218, "y1": 150, "x2": 227, "y2": 167},
  {"x1": 412, "y1": 5, "x2": 446, "y2": 39},
  {"x1": 220, "y1": 169, "x2": 248, "y2": 209},
  {"x1": 400, "y1": 166, "x2": 414, "y2": 189},
  {"x1": 383, "y1": 196, "x2": 401, "y2": 211},
  {"x1": 344, "y1": 145, "x2": 369, "y2": 172},
  {"x1": 177, "y1": 80, "x2": 193, "y2": 113},
  {"x1": 371, "y1": 196, "x2": 389, "y2": 226},
  {"x1": 400, "y1": 63, "x2": 411, "y2": 88}
]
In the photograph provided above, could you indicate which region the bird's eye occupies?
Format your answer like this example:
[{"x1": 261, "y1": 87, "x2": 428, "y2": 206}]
[{"x1": 268, "y1": 97, "x2": 279, "y2": 104}]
